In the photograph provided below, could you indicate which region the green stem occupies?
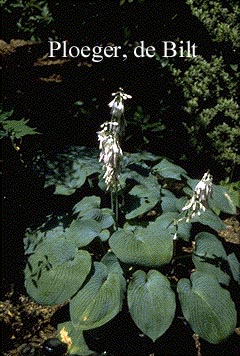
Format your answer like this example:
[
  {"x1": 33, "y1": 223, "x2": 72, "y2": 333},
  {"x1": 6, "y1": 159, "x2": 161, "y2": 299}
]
[
  {"x1": 110, "y1": 189, "x2": 119, "y2": 230},
  {"x1": 115, "y1": 190, "x2": 119, "y2": 230}
]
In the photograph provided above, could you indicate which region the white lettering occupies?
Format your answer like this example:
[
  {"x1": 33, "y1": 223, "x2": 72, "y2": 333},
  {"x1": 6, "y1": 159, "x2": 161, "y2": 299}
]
[
  {"x1": 81, "y1": 46, "x2": 91, "y2": 58},
  {"x1": 146, "y1": 46, "x2": 155, "y2": 58},
  {"x1": 134, "y1": 41, "x2": 145, "y2": 58},
  {"x1": 69, "y1": 46, "x2": 80, "y2": 58},
  {"x1": 162, "y1": 41, "x2": 177, "y2": 57},
  {"x1": 48, "y1": 41, "x2": 61, "y2": 57}
]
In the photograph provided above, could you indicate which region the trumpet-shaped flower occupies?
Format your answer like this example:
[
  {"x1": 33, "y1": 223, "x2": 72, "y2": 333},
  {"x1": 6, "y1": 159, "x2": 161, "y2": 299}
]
[
  {"x1": 98, "y1": 88, "x2": 131, "y2": 191},
  {"x1": 97, "y1": 122, "x2": 123, "y2": 191},
  {"x1": 182, "y1": 171, "x2": 213, "y2": 222},
  {"x1": 108, "y1": 88, "x2": 132, "y2": 122},
  {"x1": 108, "y1": 98, "x2": 124, "y2": 119}
]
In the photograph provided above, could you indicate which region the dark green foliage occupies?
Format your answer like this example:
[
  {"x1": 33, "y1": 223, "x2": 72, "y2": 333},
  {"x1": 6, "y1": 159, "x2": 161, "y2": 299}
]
[
  {"x1": 169, "y1": 0, "x2": 240, "y2": 174},
  {"x1": 24, "y1": 148, "x2": 239, "y2": 354},
  {"x1": 170, "y1": 55, "x2": 240, "y2": 173},
  {"x1": 3, "y1": 0, "x2": 239, "y2": 353},
  {"x1": 2, "y1": 0, "x2": 54, "y2": 40},
  {"x1": 186, "y1": 0, "x2": 240, "y2": 48},
  {"x1": 0, "y1": 108, "x2": 39, "y2": 142},
  {"x1": 177, "y1": 271, "x2": 237, "y2": 344}
]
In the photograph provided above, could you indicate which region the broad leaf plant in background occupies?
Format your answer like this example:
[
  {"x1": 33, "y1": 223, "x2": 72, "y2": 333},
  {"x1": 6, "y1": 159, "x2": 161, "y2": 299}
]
[
  {"x1": 24, "y1": 90, "x2": 239, "y2": 355},
  {"x1": 0, "y1": 107, "x2": 39, "y2": 151}
]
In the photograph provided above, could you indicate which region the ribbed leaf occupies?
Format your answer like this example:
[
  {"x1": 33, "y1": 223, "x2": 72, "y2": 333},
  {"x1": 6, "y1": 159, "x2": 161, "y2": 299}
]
[
  {"x1": 193, "y1": 232, "x2": 230, "y2": 285},
  {"x1": 123, "y1": 151, "x2": 160, "y2": 166},
  {"x1": 227, "y1": 253, "x2": 240, "y2": 285},
  {"x1": 101, "y1": 252, "x2": 124, "y2": 275},
  {"x1": 161, "y1": 189, "x2": 178, "y2": 212},
  {"x1": 128, "y1": 270, "x2": 176, "y2": 341},
  {"x1": 24, "y1": 214, "x2": 68, "y2": 254},
  {"x1": 155, "y1": 212, "x2": 191, "y2": 241},
  {"x1": 191, "y1": 209, "x2": 226, "y2": 231},
  {"x1": 99, "y1": 229, "x2": 110, "y2": 241},
  {"x1": 33, "y1": 146, "x2": 101, "y2": 195},
  {"x1": 65, "y1": 219, "x2": 102, "y2": 247},
  {"x1": 73, "y1": 196, "x2": 101, "y2": 215},
  {"x1": 99, "y1": 208, "x2": 115, "y2": 228},
  {"x1": 177, "y1": 272, "x2": 237, "y2": 344},
  {"x1": 109, "y1": 223, "x2": 173, "y2": 267},
  {"x1": 73, "y1": 197, "x2": 114, "y2": 229},
  {"x1": 25, "y1": 237, "x2": 92, "y2": 305},
  {"x1": 80, "y1": 208, "x2": 114, "y2": 229},
  {"x1": 187, "y1": 179, "x2": 236, "y2": 214},
  {"x1": 125, "y1": 174, "x2": 161, "y2": 219},
  {"x1": 209, "y1": 184, "x2": 237, "y2": 215},
  {"x1": 153, "y1": 159, "x2": 187, "y2": 180},
  {"x1": 70, "y1": 262, "x2": 126, "y2": 330}
]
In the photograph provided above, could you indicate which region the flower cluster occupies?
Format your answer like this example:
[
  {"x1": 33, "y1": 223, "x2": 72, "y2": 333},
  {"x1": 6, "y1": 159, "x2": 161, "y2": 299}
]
[
  {"x1": 108, "y1": 88, "x2": 132, "y2": 120},
  {"x1": 98, "y1": 121, "x2": 123, "y2": 191},
  {"x1": 97, "y1": 88, "x2": 131, "y2": 191},
  {"x1": 182, "y1": 171, "x2": 213, "y2": 222}
]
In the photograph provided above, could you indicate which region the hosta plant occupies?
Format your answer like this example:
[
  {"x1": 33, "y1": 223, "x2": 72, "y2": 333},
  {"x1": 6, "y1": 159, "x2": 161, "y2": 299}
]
[{"x1": 24, "y1": 90, "x2": 239, "y2": 355}]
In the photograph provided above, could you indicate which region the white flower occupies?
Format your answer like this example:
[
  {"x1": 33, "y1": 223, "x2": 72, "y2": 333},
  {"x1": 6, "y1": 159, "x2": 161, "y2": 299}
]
[
  {"x1": 108, "y1": 88, "x2": 132, "y2": 120},
  {"x1": 108, "y1": 99, "x2": 124, "y2": 119},
  {"x1": 182, "y1": 171, "x2": 213, "y2": 221},
  {"x1": 194, "y1": 171, "x2": 213, "y2": 205},
  {"x1": 98, "y1": 89, "x2": 131, "y2": 191},
  {"x1": 112, "y1": 88, "x2": 132, "y2": 101},
  {"x1": 97, "y1": 121, "x2": 123, "y2": 191}
]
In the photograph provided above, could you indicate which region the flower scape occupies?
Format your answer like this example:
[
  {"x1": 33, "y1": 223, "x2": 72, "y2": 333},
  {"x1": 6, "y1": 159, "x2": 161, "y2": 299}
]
[{"x1": 17, "y1": 89, "x2": 239, "y2": 356}]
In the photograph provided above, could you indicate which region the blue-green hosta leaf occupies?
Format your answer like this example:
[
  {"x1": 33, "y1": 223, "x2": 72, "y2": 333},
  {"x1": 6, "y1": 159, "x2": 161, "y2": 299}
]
[
  {"x1": 24, "y1": 215, "x2": 68, "y2": 254},
  {"x1": 185, "y1": 179, "x2": 201, "y2": 191},
  {"x1": 25, "y1": 237, "x2": 92, "y2": 305},
  {"x1": 73, "y1": 197, "x2": 114, "y2": 229},
  {"x1": 123, "y1": 151, "x2": 160, "y2": 166},
  {"x1": 209, "y1": 184, "x2": 237, "y2": 215},
  {"x1": 70, "y1": 262, "x2": 126, "y2": 330},
  {"x1": 79, "y1": 208, "x2": 115, "y2": 230},
  {"x1": 109, "y1": 224, "x2": 173, "y2": 267},
  {"x1": 54, "y1": 185, "x2": 77, "y2": 195},
  {"x1": 186, "y1": 179, "x2": 236, "y2": 215},
  {"x1": 161, "y1": 189, "x2": 178, "y2": 212},
  {"x1": 58, "y1": 321, "x2": 93, "y2": 355},
  {"x1": 155, "y1": 212, "x2": 191, "y2": 241},
  {"x1": 177, "y1": 271, "x2": 237, "y2": 344},
  {"x1": 65, "y1": 219, "x2": 102, "y2": 248},
  {"x1": 101, "y1": 251, "x2": 124, "y2": 275},
  {"x1": 193, "y1": 232, "x2": 230, "y2": 285},
  {"x1": 125, "y1": 174, "x2": 161, "y2": 219},
  {"x1": 73, "y1": 196, "x2": 101, "y2": 215},
  {"x1": 118, "y1": 168, "x2": 142, "y2": 191},
  {"x1": 24, "y1": 232, "x2": 44, "y2": 255},
  {"x1": 160, "y1": 212, "x2": 191, "y2": 241},
  {"x1": 99, "y1": 208, "x2": 115, "y2": 229},
  {"x1": 175, "y1": 196, "x2": 188, "y2": 213},
  {"x1": 34, "y1": 146, "x2": 101, "y2": 195},
  {"x1": 99, "y1": 229, "x2": 110, "y2": 242},
  {"x1": 222, "y1": 181, "x2": 240, "y2": 208},
  {"x1": 128, "y1": 270, "x2": 176, "y2": 342},
  {"x1": 191, "y1": 209, "x2": 226, "y2": 231},
  {"x1": 152, "y1": 158, "x2": 188, "y2": 180},
  {"x1": 227, "y1": 253, "x2": 240, "y2": 285}
]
